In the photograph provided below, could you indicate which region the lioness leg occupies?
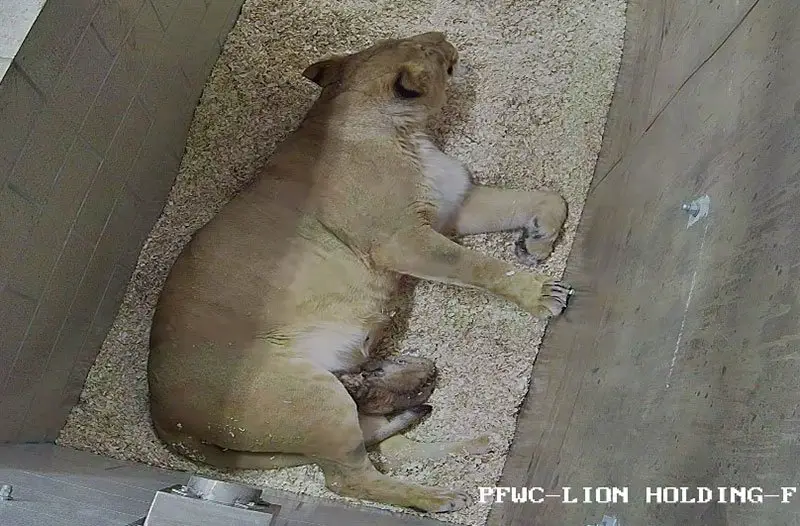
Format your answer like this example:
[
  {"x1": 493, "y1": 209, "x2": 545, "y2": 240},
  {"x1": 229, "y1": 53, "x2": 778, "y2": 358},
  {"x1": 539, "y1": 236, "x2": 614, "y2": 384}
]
[
  {"x1": 155, "y1": 406, "x2": 444, "y2": 471},
  {"x1": 453, "y1": 186, "x2": 567, "y2": 264},
  {"x1": 360, "y1": 405, "x2": 432, "y2": 447},
  {"x1": 360, "y1": 413, "x2": 491, "y2": 469},
  {"x1": 318, "y1": 448, "x2": 469, "y2": 512},
  {"x1": 371, "y1": 229, "x2": 571, "y2": 318},
  {"x1": 160, "y1": 360, "x2": 469, "y2": 513},
  {"x1": 153, "y1": 420, "x2": 312, "y2": 470},
  {"x1": 308, "y1": 395, "x2": 469, "y2": 512}
]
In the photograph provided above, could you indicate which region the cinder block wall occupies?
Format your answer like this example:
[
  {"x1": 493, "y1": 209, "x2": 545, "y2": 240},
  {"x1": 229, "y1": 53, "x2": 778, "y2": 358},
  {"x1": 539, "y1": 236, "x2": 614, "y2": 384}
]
[{"x1": 0, "y1": 0, "x2": 244, "y2": 443}]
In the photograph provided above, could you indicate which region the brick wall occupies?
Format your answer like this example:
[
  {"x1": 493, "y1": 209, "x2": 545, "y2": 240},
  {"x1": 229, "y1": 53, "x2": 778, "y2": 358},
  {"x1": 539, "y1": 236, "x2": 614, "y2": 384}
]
[{"x1": 0, "y1": 0, "x2": 244, "y2": 442}]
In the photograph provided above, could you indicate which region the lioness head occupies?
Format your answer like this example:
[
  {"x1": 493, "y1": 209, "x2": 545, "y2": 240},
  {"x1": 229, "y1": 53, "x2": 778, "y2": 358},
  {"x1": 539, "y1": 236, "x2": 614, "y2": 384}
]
[{"x1": 302, "y1": 32, "x2": 458, "y2": 123}]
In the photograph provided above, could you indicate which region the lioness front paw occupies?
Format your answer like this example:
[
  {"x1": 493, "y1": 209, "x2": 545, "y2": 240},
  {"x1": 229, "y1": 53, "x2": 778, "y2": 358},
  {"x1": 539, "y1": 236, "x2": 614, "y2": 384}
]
[{"x1": 530, "y1": 280, "x2": 573, "y2": 318}]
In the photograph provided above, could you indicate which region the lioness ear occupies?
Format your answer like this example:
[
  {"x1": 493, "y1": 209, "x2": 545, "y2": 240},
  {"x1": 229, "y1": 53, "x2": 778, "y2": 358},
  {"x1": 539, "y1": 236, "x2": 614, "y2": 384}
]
[
  {"x1": 302, "y1": 56, "x2": 345, "y2": 87},
  {"x1": 393, "y1": 63, "x2": 428, "y2": 99}
]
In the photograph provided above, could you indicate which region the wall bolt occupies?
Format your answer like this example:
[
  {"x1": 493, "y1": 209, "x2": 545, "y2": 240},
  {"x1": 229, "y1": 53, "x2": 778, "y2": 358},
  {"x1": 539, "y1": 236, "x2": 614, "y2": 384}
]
[
  {"x1": 0, "y1": 484, "x2": 13, "y2": 501},
  {"x1": 681, "y1": 202, "x2": 700, "y2": 216},
  {"x1": 680, "y1": 195, "x2": 711, "y2": 228}
]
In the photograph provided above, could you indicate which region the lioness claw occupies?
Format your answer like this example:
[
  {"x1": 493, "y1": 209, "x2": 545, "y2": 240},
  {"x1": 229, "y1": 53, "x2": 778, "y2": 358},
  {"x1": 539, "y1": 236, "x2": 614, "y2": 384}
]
[{"x1": 537, "y1": 280, "x2": 573, "y2": 317}]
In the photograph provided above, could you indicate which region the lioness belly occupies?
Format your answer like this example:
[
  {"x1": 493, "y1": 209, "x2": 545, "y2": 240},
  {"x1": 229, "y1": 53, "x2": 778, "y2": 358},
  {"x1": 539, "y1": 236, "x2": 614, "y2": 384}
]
[
  {"x1": 293, "y1": 321, "x2": 380, "y2": 372},
  {"x1": 267, "y1": 224, "x2": 397, "y2": 373},
  {"x1": 281, "y1": 273, "x2": 396, "y2": 372}
]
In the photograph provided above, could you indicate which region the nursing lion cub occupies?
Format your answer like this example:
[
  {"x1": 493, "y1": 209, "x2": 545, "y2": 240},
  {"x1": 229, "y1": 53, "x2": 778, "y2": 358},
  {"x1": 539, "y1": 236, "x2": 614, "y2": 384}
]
[{"x1": 148, "y1": 31, "x2": 572, "y2": 513}]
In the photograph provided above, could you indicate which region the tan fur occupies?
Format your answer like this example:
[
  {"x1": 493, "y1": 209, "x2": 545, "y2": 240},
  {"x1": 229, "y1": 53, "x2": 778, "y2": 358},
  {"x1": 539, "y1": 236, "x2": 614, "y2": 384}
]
[{"x1": 148, "y1": 31, "x2": 571, "y2": 513}]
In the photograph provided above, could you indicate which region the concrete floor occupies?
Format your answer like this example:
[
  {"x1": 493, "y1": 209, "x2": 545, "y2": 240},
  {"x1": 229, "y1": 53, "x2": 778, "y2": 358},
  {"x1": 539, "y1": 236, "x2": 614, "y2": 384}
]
[{"x1": 489, "y1": 0, "x2": 800, "y2": 525}]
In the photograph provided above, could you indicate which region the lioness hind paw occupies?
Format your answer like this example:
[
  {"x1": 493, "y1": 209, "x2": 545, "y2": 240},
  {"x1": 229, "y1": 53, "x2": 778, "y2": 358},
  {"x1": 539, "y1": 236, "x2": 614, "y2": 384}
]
[
  {"x1": 457, "y1": 434, "x2": 492, "y2": 455},
  {"x1": 411, "y1": 489, "x2": 471, "y2": 513},
  {"x1": 434, "y1": 490, "x2": 471, "y2": 513}
]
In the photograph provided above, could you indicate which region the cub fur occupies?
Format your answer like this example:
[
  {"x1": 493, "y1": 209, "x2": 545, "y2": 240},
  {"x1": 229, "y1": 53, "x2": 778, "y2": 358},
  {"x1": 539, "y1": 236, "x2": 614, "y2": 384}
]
[
  {"x1": 337, "y1": 355, "x2": 438, "y2": 415},
  {"x1": 148, "y1": 31, "x2": 571, "y2": 514}
]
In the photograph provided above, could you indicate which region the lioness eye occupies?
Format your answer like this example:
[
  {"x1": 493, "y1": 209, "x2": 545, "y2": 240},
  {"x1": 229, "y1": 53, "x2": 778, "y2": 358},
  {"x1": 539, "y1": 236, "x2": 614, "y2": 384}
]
[{"x1": 447, "y1": 65, "x2": 453, "y2": 75}]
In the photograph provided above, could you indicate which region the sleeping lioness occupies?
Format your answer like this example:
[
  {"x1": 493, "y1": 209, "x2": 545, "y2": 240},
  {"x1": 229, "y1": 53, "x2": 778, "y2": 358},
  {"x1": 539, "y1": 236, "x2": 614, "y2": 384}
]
[{"x1": 147, "y1": 31, "x2": 572, "y2": 513}]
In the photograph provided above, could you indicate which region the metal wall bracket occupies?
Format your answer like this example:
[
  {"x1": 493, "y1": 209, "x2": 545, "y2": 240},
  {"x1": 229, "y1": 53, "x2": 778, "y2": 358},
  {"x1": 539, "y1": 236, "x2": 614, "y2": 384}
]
[
  {"x1": 0, "y1": 483, "x2": 13, "y2": 501},
  {"x1": 128, "y1": 475, "x2": 280, "y2": 526},
  {"x1": 586, "y1": 514, "x2": 620, "y2": 526}
]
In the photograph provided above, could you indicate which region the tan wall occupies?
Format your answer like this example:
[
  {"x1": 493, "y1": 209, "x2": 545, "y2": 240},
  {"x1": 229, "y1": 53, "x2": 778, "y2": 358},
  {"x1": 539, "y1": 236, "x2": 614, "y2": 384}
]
[{"x1": 0, "y1": 0, "x2": 243, "y2": 442}]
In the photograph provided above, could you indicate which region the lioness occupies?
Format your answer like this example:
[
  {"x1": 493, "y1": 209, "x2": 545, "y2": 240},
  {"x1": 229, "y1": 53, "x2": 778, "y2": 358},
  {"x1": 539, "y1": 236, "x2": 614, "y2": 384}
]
[{"x1": 148, "y1": 31, "x2": 572, "y2": 513}]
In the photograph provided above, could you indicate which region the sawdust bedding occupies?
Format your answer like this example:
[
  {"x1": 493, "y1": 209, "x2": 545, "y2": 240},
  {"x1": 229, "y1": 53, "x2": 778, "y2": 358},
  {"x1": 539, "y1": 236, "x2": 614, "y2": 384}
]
[{"x1": 57, "y1": 1, "x2": 626, "y2": 524}]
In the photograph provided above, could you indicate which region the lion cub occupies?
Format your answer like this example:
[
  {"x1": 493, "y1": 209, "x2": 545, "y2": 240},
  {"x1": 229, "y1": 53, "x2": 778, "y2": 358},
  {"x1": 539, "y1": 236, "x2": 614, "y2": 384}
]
[
  {"x1": 338, "y1": 355, "x2": 438, "y2": 415},
  {"x1": 147, "y1": 31, "x2": 572, "y2": 514}
]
